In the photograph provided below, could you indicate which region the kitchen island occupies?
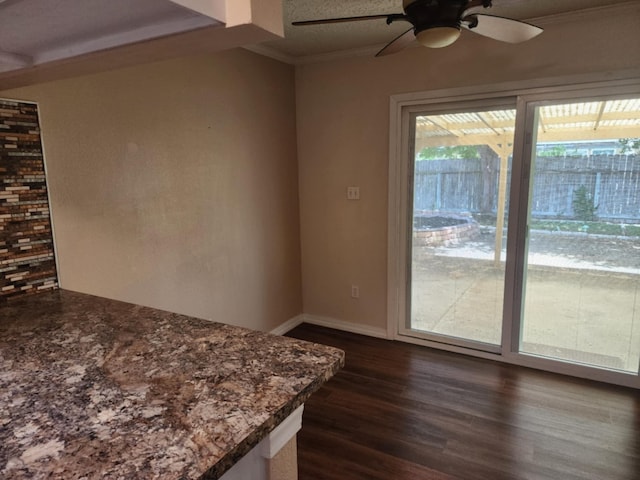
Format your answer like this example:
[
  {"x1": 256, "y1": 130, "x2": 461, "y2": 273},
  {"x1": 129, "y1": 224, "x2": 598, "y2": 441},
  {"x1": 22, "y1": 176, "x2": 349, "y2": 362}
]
[{"x1": 0, "y1": 290, "x2": 344, "y2": 479}]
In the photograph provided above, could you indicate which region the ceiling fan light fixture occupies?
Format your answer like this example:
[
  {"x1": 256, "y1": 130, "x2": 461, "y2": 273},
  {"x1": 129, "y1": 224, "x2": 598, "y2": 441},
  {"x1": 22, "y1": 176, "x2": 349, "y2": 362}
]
[{"x1": 416, "y1": 26, "x2": 461, "y2": 48}]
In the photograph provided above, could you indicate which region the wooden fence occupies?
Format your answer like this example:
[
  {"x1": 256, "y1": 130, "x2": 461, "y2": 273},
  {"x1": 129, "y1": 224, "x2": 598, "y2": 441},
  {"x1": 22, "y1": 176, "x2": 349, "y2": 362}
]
[{"x1": 413, "y1": 154, "x2": 640, "y2": 221}]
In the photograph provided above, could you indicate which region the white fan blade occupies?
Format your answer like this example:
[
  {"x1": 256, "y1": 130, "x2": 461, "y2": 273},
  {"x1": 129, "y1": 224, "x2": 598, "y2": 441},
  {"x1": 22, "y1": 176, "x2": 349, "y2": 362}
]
[
  {"x1": 462, "y1": 14, "x2": 543, "y2": 43},
  {"x1": 376, "y1": 27, "x2": 415, "y2": 57}
]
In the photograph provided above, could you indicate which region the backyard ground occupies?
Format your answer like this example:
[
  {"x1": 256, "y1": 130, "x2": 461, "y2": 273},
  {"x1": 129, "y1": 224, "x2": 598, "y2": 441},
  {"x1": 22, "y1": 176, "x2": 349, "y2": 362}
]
[
  {"x1": 411, "y1": 230, "x2": 640, "y2": 373},
  {"x1": 434, "y1": 228, "x2": 640, "y2": 271}
]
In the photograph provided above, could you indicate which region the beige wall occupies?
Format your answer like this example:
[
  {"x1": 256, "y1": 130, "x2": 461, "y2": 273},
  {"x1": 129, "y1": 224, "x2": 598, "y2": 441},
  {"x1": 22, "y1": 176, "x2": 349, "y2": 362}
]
[
  {"x1": 2, "y1": 48, "x2": 303, "y2": 332},
  {"x1": 295, "y1": 5, "x2": 640, "y2": 332},
  {"x1": 2, "y1": 5, "x2": 638, "y2": 335},
  {"x1": 269, "y1": 436, "x2": 297, "y2": 480}
]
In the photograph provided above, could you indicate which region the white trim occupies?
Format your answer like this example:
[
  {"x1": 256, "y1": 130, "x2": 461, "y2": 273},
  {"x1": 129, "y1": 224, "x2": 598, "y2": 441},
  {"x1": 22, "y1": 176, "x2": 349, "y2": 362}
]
[
  {"x1": 269, "y1": 314, "x2": 305, "y2": 336},
  {"x1": 387, "y1": 71, "x2": 640, "y2": 388},
  {"x1": 36, "y1": 17, "x2": 220, "y2": 66},
  {"x1": 168, "y1": 0, "x2": 226, "y2": 22},
  {"x1": 396, "y1": 332, "x2": 504, "y2": 360},
  {"x1": 243, "y1": 42, "x2": 407, "y2": 66},
  {"x1": 397, "y1": 325, "x2": 502, "y2": 354},
  {"x1": 260, "y1": 405, "x2": 303, "y2": 459},
  {"x1": 0, "y1": 51, "x2": 32, "y2": 68},
  {"x1": 35, "y1": 103, "x2": 62, "y2": 290},
  {"x1": 389, "y1": 69, "x2": 640, "y2": 107},
  {"x1": 220, "y1": 405, "x2": 303, "y2": 480},
  {"x1": 507, "y1": 352, "x2": 639, "y2": 389},
  {"x1": 219, "y1": 446, "x2": 267, "y2": 480},
  {"x1": 303, "y1": 314, "x2": 390, "y2": 339},
  {"x1": 500, "y1": 95, "x2": 532, "y2": 355},
  {"x1": 243, "y1": 44, "x2": 297, "y2": 65},
  {"x1": 0, "y1": 96, "x2": 37, "y2": 105},
  {"x1": 394, "y1": 331, "x2": 639, "y2": 389},
  {"x1": 292, "y1": 43, "x2": 401, "y2": 66},
  {"x1": 387, "y1": 94, "x2": 405, "y2": 341}
]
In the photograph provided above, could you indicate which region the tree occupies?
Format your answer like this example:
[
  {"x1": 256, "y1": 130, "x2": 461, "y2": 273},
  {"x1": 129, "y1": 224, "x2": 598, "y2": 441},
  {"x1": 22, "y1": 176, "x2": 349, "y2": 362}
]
[
  {"x1": 618, "y1": 138, "x2": 640, "y2": 155},
  {"x1": 537, "y1": 145, "x2": 567, "y2": 157},
  {"x1": 418, "y1": 145, "x2": 480, "y2": 160}
]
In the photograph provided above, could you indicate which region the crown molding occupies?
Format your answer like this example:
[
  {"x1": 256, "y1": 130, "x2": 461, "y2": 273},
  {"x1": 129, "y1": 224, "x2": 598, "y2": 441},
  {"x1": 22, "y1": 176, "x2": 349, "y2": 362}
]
[
  {"x1": 245, "y1": 41, "x2": 422, "y2": 66},
  {"x1": 243, "y1": 42, "x2": 391, "y2": 65},
  {"x1": 295, "y1": 43, "x2": 385, "y2": 65},
  {"x1": 243, "y1": 43, "x2": 297, "y2": 64}
]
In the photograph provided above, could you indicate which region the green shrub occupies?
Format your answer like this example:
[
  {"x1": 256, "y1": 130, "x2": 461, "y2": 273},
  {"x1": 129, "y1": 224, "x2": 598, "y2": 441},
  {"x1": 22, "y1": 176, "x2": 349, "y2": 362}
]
[{"x1": 572, "y1": 185, "x2": 598, "y2": 222}]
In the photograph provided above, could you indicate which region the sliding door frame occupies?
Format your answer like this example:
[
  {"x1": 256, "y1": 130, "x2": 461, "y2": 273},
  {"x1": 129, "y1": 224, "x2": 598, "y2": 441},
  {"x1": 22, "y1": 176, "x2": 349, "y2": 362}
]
[
  {"x1": 399, "y1": 97, "x2": 517, "y2": 354},
  {"x1": 387, "y1": 70, "x2": 640, "y2": 388}
]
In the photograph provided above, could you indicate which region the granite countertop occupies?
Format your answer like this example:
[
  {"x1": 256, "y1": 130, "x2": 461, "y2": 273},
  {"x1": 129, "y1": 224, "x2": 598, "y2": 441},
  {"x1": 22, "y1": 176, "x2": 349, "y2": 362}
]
[{"x1": 0, "y1": 290, "x2": 344, "y2": 479}]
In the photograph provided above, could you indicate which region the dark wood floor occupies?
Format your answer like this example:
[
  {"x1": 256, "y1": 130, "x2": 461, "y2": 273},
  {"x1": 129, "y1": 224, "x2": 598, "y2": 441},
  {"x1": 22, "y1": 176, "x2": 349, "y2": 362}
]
[{"x1": 286, "y1": 324, "x2": 640, "y2": 480}]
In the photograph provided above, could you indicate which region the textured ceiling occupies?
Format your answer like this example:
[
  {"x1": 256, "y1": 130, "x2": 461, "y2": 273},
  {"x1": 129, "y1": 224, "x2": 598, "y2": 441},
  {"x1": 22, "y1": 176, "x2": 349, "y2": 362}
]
[
  {"x1": 0, "y1": 0, "x2": 634, "y2": 78},
  {"x1": 263, "y1": 0, "x2": 636, "y2": 59},
  {"x1": 0, "y1": 0, "x2": 203, "y2": 54},
  {"x1": 0, "y1": 0, "x2": 219, "y2": 73}
]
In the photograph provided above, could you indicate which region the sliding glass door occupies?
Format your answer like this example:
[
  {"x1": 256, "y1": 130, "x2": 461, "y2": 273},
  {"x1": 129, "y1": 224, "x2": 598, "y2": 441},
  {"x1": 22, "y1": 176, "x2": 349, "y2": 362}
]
[
  {"x1": 519, "y1": 98, "x2": 640, "y2": 374},
  {"x1": 394, "y1": 86, "x2": 640, "y2": 385},
  {"x1": 407, "y1": 105, "x2": 515, "y2": 350}
]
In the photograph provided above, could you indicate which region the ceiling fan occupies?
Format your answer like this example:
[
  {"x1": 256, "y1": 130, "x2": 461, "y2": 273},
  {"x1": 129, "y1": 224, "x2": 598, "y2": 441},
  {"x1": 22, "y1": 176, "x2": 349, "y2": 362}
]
[{"x1": 292, "y1": 0, "x2": 543, "y2": 57}]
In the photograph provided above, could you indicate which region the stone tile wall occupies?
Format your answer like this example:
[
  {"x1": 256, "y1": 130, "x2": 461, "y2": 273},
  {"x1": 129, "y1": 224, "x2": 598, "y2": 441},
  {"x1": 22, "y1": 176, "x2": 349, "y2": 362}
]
[{"x1": 0, "y1": 99, "x2": 58, "y2": 301}]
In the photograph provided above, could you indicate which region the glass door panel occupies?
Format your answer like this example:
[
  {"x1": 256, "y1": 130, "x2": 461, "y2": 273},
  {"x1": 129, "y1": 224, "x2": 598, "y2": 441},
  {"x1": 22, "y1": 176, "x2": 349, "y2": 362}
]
[
  {"x1": 520, "y1": 98, "x2": 640, "y2": 373},
  {"x1": 408, "y1": 107, "x2": 516, "y2": 348}
]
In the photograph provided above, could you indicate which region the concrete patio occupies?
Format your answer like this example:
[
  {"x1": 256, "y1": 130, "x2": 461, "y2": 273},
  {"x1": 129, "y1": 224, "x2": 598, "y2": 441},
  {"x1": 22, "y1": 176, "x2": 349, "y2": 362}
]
[{"x1": 411, "y1": 231, "x2": 640, "y2": 373}]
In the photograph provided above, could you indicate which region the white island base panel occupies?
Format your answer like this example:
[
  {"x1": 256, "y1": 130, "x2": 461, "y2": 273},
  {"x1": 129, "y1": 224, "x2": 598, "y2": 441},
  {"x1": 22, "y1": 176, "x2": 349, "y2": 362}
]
[{"x1": 221, "y1": 405, "x2": 304, "y2": 480}]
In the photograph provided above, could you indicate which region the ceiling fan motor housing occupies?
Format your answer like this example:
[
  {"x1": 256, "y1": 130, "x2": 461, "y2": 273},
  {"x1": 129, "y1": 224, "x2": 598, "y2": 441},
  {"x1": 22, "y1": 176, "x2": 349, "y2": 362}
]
[{"x1": 403, "y1": 0, "x2": 472, "y2": 34}]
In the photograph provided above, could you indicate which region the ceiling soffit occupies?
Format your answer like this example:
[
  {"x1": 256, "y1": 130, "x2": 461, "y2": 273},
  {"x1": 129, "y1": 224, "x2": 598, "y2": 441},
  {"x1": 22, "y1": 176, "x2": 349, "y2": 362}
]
[{"x1": 0, "y1": 0, "x2": 227, "y2": 74}]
